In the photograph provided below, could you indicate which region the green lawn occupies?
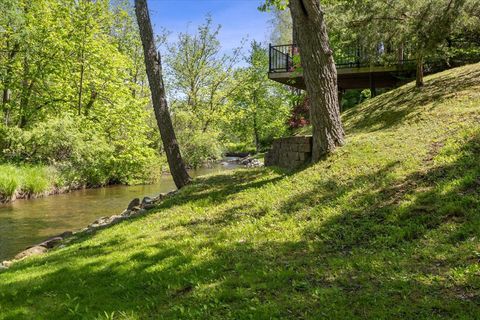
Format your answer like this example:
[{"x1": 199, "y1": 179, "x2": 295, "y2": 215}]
[{"x1": 1, "y1": 64, "x2": 479, "y2": 319}]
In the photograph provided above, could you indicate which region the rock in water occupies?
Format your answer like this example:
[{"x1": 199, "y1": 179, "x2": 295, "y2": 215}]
[
  {"x1": 152, "y1": 193, "x2": 167, "y2": 203},
  {"x1": 239, "y1": 156, "x2": 263, "y2": 168},
  {"x1": 142, "y1": 197, "x2": 153, "y2": 206},
  {"x1": 108, "y1": 215, "x2": 125, "y2": 225},
  {"x1": 56, "y1": 231, "x2": 73, "y2": 239},
  {"x1": 38, "y1": 237, "x2": 63, "y2": 249},
  {"x1": 121, "y1": 209, "x2": 132, "y2": 217},
  {"x1": 14, "y1": 246, "x2": 48, "y2": 261},
  {"x1": 127, "y1": 198, "x2": 141, "y2": 210}
]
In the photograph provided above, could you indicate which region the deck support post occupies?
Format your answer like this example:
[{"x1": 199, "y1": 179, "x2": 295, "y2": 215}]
[
  {"x1": 338, "y1": 88, "x2": 344, "y2": 112},
  {"x1": 369, "y1": 72, "x2": 377, "y2": 97}
]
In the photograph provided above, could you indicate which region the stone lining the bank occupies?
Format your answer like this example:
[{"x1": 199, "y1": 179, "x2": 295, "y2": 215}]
[
  {"x1": 0, "y1": 190, "x2": 177, "y2": 270},
  {"x1": 264, "y1": 136, "x2": 312, "y2": 169}
]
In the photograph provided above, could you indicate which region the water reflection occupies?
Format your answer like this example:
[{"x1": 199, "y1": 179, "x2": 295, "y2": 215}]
[{"x1": 0, "y1": 161, "x2": 240, "y2": 260}]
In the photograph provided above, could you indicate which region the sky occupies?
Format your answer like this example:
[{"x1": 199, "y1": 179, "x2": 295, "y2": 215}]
[{"x1": 145, "y1": 0, "x2": 273, "y2": 56}]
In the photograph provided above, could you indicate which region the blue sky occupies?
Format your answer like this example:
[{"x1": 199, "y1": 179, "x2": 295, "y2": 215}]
[{"x1": 146, "y1": 0, "x2": 273, "y2": 55}]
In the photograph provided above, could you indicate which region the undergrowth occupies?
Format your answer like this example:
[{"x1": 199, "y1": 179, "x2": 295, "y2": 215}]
[{"x1": 0, "y1": 165, "x2": 56, "y2": 201}]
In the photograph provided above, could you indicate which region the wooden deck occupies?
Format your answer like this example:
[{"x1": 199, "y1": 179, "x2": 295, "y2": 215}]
[{"x1": 268, "y1": 64, "x2": 417, "y2": 91}]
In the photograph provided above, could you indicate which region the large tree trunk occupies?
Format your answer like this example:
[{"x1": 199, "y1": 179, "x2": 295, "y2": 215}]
[
  {"x1": 134, "y1": 0, "x2": 191, "y2": 189},
  {"x1": 289, "y1": 0, "x2": 345, "y2": 162}
]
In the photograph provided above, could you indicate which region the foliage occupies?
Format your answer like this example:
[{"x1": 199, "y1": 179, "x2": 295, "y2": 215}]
[
  {"x1": 177, "y1": 129, "x2": 223, "y2": 169},
  {"x1": 259, "y1": 0, "x2": 289, "y2": 11},
  {"x1": 0, "y1": 0, "x2": 163, "y2": 186},
  {"x1": 163, "y1": 18, "x2": 292, "y2": 159},
  {"x1": 1, "y1": 114, "x2": 162, "y2": 187},
  {"x1": 223, "y1": 142, "x2": 257, "y2": 155},
  {"x1": 268, "y1": 7, "x2": 293, "y2": 44},
  {"x1": 165, "y1": 17, "x2": 239, "y2": 131},
  {"x1": 1, "y1": 63, "x2": 480, "y2": 318},
  {"x1": 0, "y1": 165, "x2": 20, "y2": 200},
  {"x1": 341, "y1": 89, "x2": 372, "y2": 111},
  {"x1": 163, "y1": 17, "x2": 241, "y2": 164},
  {"x1": 226, "y1": 41, "x2": 291, "y2": 152},
  {"x1": 326, "y1": 0, "x2": 478, "y2": 77},
  {"x1": 0, "y1": 164, "x2": 55, "y2": 201},
  {"x1": 265, "y1": 0, "x2": 480, "y2": 87},
  {"x1": 287, "y1": 94, "x2": 310, "y2": 129},
  {"x1": 19, "y1": 165, "x2": 52, "y2": 194}
]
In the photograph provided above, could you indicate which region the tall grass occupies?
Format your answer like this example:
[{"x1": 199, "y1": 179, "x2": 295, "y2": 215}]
[
  {"x1": 20, "y1": 166, "x2": 52, "y2": 194},
  {"x1": 0, "y1": 164, "x2": 56, "y2": 201},
  {"x1": 0, "y1": 165, "x2": 20, "y2": 200}
]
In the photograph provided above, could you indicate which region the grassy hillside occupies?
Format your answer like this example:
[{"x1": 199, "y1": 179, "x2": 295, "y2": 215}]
[{"x1": 1, "y1": 64, "x2": 479, "y2": 319}]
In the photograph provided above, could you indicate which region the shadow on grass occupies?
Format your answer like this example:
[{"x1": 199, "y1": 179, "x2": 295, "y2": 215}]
[
  {"x1": 298, "y1": 132, "x2": 479, "y2": 253},
  {"x1": 343, "y1": 63, "x2": 480, "y2": 133},
  {"x1": 0, "y1": 135, "x2": 478, "y2": 319},
  {"x1": 159, "y1": 169, "x2": 287, "y2": 209}
]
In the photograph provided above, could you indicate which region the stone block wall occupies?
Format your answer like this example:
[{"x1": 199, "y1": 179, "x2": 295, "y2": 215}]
[{"x1": 264, "y1": 136, "x2": 312, "y2": 169}]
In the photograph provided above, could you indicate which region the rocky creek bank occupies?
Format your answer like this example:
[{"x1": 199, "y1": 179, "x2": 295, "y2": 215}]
[
  {"x1": 222, "y1": 155, "x2": 263, "y2": 168},
  {"x1": 0, "y1": 190, "x2": 178, "y2": 271}
]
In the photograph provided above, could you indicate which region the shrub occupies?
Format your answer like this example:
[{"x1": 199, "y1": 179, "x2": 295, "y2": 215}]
[
  {"x1": 179, "y1": 131, "x2": 223, "y2": 168},
  {"x1": 224, "y1": 142, "x2": 256, "y2": 155},
  {"x1": 1, "y1": 115, "x2": 162, "y2": 187}
]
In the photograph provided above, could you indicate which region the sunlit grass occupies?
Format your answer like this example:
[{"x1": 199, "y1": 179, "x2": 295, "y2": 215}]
[{"x1": 0, "y1": 63, "x2": 479, "y2": 319}]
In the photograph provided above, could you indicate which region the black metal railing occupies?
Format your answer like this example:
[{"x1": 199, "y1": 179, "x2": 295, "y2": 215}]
[
  {"x1": 269, "y1": 44, "x2": 297, "y2": 73},
  {"x1": 268, "y1": 43, "x2": 416, "y2": 73}
]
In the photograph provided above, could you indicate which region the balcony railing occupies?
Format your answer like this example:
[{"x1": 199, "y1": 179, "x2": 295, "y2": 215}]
[
  {"x1": 268, "y1": 44, "x2": 415, "y2": 74},
  {"x1": 269, "y1": 44, "x2": 297, "y2": 73}
]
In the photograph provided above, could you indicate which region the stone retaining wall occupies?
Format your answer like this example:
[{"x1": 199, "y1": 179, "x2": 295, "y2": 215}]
[{"x1": 264, "y1": 136, "x2": 312, "y2": 169}]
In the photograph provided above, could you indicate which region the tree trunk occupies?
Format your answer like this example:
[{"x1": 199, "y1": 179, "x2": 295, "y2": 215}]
[
  {"x1": 253, "y1": 94, "x2": 260, "y2": 153},
  {"x1": 2, "y1": 43, "x2": 19, "y2": 126},
  {"x1": 338, "y1": 89, "x2": 343, "y2": 112},
  {"x1": 19, "y1": 55, "x2": 32, "y2": 128},
  {"x1": 416, "y1": 54, "x2": 424, "y2": 88},
  {"x1": 135, "y1": 0, "x2": 191, "y2": 189},
  {"x1": 289, "y1": 0, "x2": 345, "y2": 162},
  {"x1": 2, "y1": 89, "x2": 11, "y2": 126},
  {"x1": 397, "y1": 44, "x2": 404, "y2": 64},
  {"x1": 78, "y1": 49, "x2": 85, "y2": 115}
]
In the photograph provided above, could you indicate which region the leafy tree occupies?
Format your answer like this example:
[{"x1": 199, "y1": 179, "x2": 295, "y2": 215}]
[
  {"x1": 163, "y1": 17, "x2": 247, "y2": 164},
  {"x1": 268, "y1": 7, "x2": 293, "y2": 44},
  {"x1": 228, "y1": 41, "x2": 290, "y2": 152},
  {"x1": 0, "y1": 0, "x2": 165, "y2": 186},
  {"x1": 165, "y1": 17, "x2": 241, "y2": 134},
  {"x1": 335, "y1": 0, "x2": 468, "y2": 87}
]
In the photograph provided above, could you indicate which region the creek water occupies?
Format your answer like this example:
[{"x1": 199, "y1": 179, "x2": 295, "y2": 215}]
[{"x1": 0, "y1": 160, "x2": 240, "y2": 261}]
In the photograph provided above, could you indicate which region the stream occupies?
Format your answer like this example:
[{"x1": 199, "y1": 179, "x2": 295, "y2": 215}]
[{"x1": 0, "y1": 160, "x2": 240, "y2": 261}]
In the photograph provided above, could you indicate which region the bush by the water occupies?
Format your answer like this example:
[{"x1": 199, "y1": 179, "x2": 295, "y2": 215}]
[
  {"x1": 179, "y1": 131, "x2": 223, "y2": 169},
  {"x1": 0, "y1": 115, "x2": 164, "y2": 188}
]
